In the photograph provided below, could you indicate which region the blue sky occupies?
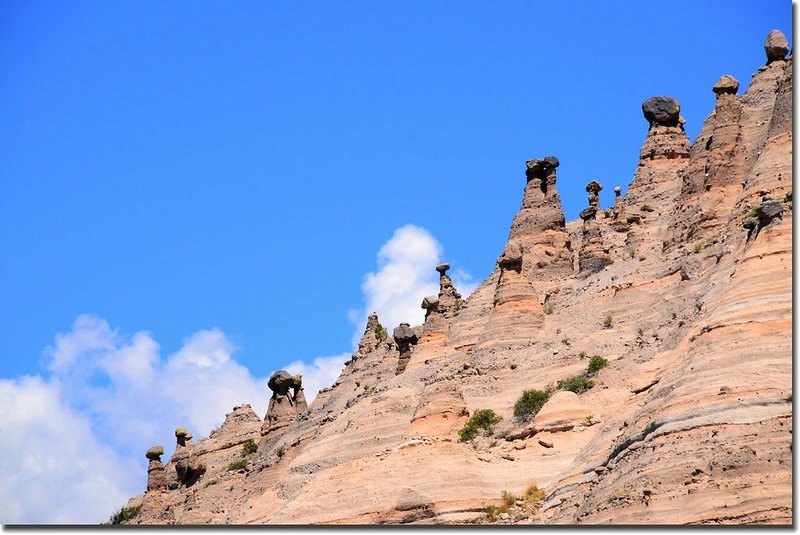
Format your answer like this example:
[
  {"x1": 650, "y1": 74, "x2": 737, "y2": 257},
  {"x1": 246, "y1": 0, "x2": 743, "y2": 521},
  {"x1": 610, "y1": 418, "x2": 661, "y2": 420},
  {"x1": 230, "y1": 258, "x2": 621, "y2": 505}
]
[{"x1": 0, "y1": 0, "x2": 790, "y2": 524}]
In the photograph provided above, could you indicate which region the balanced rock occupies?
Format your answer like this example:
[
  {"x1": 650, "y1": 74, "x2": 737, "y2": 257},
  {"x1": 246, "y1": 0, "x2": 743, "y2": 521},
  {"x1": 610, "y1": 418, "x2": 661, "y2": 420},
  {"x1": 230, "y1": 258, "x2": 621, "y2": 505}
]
[
  {"x1": 263, "y1": 370, "x2": 308, "y2": 437},
  {"x1": 171, "y1": 428, "x2": 205, "y2": 487},
  {"x1": 393, "y1": 323, "x2": 418, "y2": 352},
  {"x1": 145, "y1": 445, "x2": 167, "y2": 492},
  {"x1": 175, "y1": 427, "x2": 192, "y2": 446},
  {"x1": 765, "y1": 29, "x2": 789, "y2": 63},
  {"x1": 393, "y1": 322, "x2": 419, "y2": 375},
  {"x1": 642, "y1": 96, "x2": 681, "y2": 127},
  {"x1": 525, "y1": 157, "x2": 559, "y2": 182},
  {"x1": 712, "y1": 75, "x2": 739, "y2": 96},
  {"x1": 268, "y1": 370, "x2": 297, "y2": 397},
  {"x1": 146, "y1": 445, "x2": 165, "y2": 461}
]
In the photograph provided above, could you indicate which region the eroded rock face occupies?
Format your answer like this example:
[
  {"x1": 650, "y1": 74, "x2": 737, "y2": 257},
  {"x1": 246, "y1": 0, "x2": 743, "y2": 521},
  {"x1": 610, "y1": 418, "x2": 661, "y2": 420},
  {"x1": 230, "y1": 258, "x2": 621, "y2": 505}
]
[
  {"x1": 262, "y1": 371, "x2": 308, "y2": 436},
  {"x1": 121, "y1": 30, "x2": 791, "y2": 527}
]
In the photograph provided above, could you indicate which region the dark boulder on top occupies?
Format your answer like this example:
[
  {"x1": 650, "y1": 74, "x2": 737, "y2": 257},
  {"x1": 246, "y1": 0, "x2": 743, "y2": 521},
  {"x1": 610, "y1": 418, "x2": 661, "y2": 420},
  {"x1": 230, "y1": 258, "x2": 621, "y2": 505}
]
[
  {"x1": 642, "y1": 96, "x2": 681, "y2": 127},
  {"x1": 712, "y1": 75, "x2": 739, "y2": 95},
  {"x1": 764, "y1": 29, "x2": 789, "y2": 63}
]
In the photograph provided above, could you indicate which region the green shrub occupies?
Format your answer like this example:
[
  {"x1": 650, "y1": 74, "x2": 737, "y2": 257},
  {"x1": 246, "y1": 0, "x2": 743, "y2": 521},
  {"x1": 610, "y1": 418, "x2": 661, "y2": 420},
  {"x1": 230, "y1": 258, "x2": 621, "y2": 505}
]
[
  {"x1": 226, "y1": 459, "x2": 247, "y2": 471},
  {"x1": 513, "y1": 389, "x2": 550, "y2": 421},
  {"x1": 524, "y1": 483, "x2": 546, "y2": 505},
  {"x1": 459, "y1": 409, "x2": 502, "y2": 442},
  {"x1": 276, "y1": 445, "x2": 286, "y2": 458},
  {"x1": 501, "y1": 490, "x2": 518, "y2": 507},
  {"x1": 578, "y1": 350, "x2": 587, "y2": 359},
  {"x1": 374, "y1": 323, "x2": 388, "y2": 342},
  {"x1": 106, "y1": 504, "x2": 142, "y2": 525},
  {"x1": 242, "y1": 438, "x2": 258, "y2": 455},
  {"x1": 543, "y1": 303, "x2": 554, "y2": 315},
  {"x1": 602, "y1": 314, "x2": 613, "y2": 328},
  {"x1": 483, "y1": 504, "x2": 506, "y2": 522},
  {"x1": 557, "y1": 375, "x2": 594, "y2": 394},
  {"x1": 586, "y1": 356, "x2": 608, "y2": 375},
  {"x1": 641, "y1": 204, "x2": 654, "y2": 212}
]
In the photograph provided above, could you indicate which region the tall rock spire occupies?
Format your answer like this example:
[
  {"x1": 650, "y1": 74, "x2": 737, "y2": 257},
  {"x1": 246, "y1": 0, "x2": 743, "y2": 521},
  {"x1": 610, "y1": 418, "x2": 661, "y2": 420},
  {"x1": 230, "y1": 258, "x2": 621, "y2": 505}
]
[
  {"x1": 420, "y1": 262, "x2": 463, "y2": 336},
  {"x1": 477, "y1": 157, "x2": 572, "y2": 348},
  {"x1": 615, "y1": 96, "x2": 690, "y2": 254},
  {"x1": 506, "y1": 156, "x2": 572, "y2": 283},
  {"x1": 578, "y1": 180, "x2": 611, "y2": 276}
]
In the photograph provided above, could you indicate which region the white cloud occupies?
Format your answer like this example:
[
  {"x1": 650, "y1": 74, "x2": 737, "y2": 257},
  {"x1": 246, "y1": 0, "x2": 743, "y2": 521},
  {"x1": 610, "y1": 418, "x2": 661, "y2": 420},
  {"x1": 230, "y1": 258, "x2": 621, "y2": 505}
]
[
  {"x1": 0, "y1": 317, "x2": 271, "y2": 524},
  {"x1": 0, "y1": 224, "x2": 477, "y2": 524},
  {"x1": 0, "y1": 376, "x2": 139, "y2": 524},
  {"x1": 46, "y1": 314, "x2": 117, "y2": 374},
  {"x1": 349, "y1": 224, "x2": 477, "y2": 346},
  {"x1": 283, "y1": 353, "x2": 350, "y2": 402}
]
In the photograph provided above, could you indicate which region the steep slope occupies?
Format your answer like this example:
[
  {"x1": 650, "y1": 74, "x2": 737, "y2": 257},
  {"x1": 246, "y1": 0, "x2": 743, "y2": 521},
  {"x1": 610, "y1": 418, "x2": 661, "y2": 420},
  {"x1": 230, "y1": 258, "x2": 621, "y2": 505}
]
[{"x1": 121, "y1": 31, "x2": 792, "y2": 526}]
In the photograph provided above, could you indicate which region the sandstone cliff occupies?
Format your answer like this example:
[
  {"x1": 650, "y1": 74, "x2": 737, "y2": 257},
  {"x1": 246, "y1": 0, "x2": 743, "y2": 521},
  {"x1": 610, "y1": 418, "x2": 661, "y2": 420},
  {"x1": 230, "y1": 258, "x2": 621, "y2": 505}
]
[{"x1": 119, "y1": 31, "x2": 792, "y2": 525}]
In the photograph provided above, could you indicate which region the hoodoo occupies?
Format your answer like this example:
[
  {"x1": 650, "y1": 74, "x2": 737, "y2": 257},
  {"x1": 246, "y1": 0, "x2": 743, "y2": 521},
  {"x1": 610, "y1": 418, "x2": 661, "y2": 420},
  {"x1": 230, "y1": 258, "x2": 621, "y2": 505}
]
[{"x1": 117, "y1": 30, "x2": 791, "y2": 526}]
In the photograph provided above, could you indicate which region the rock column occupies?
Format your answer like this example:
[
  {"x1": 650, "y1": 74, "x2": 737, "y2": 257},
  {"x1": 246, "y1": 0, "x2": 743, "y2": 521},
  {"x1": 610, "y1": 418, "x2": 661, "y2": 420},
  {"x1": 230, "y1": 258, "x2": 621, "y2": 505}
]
[
  {"x1": 145, "y1": 446, "x2": 167, "y2": 492},
  {"x1": 262, "y1": 371, "x2": 308, "y2": 436},
  {"x1": 170, "y1": 428, "x2": 205, "y2": 488},
  {"x1": 421, "y1": 263, "x2": 463, "y2": 336},
  {"x1": 393, "y1": 323, "x2": 418, "y2": 374},
  {"x1": 578, "y1": 181, "x2": 612, "y2": 276},
  {"x1": 506, "y1": 156, "x2": 572, "y2": 283}
]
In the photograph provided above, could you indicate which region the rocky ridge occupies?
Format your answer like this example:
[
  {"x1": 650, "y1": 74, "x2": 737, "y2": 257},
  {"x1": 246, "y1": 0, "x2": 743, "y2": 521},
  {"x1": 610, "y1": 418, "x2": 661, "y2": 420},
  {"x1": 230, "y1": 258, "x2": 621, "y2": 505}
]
[{"x1": 120, "y1": 31, "x2": 792, "y2": 525}]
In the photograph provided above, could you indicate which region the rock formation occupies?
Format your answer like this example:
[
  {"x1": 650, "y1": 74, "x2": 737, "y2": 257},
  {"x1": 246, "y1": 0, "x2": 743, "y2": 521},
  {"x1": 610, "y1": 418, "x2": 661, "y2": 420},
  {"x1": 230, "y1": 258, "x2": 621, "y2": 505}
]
[
  {"x1": 170, "y1": 428, "x2": 206, "y2": 488},
  {"x1": 118, "y1": 30, "x2": 792, "y2": 526},
  {"x1": 393, "y1": 322, "x2": 418, "y2": 374},
  {"x1": 262, "y1": 371, "x2": 307, "y2": 436},
  {"x1": 578, "y1": 180, "x2": 612, "y2": 276},
  {"x1": 764, "y1": 29, "x2": 789, "y2": 63},
  {"x1": 145, "y1": 446, "x2": 167, "y2": 492},
  {"x1": 507, "y1": 156, "x2": 572, "y2": 284},
  {"x1": 356, "y1": 312, "x2": 387, "y2": 357},
  {"x1": 420, "y1": 263, "x2": 464, "y2": 339}
]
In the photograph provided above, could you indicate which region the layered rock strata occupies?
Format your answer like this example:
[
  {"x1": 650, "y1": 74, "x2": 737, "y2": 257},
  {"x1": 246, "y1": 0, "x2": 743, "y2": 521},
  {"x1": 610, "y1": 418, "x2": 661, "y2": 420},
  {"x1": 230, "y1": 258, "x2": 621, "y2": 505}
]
[{"x1": 120, "y1": 30, "x2": 792, "y2": 526}]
